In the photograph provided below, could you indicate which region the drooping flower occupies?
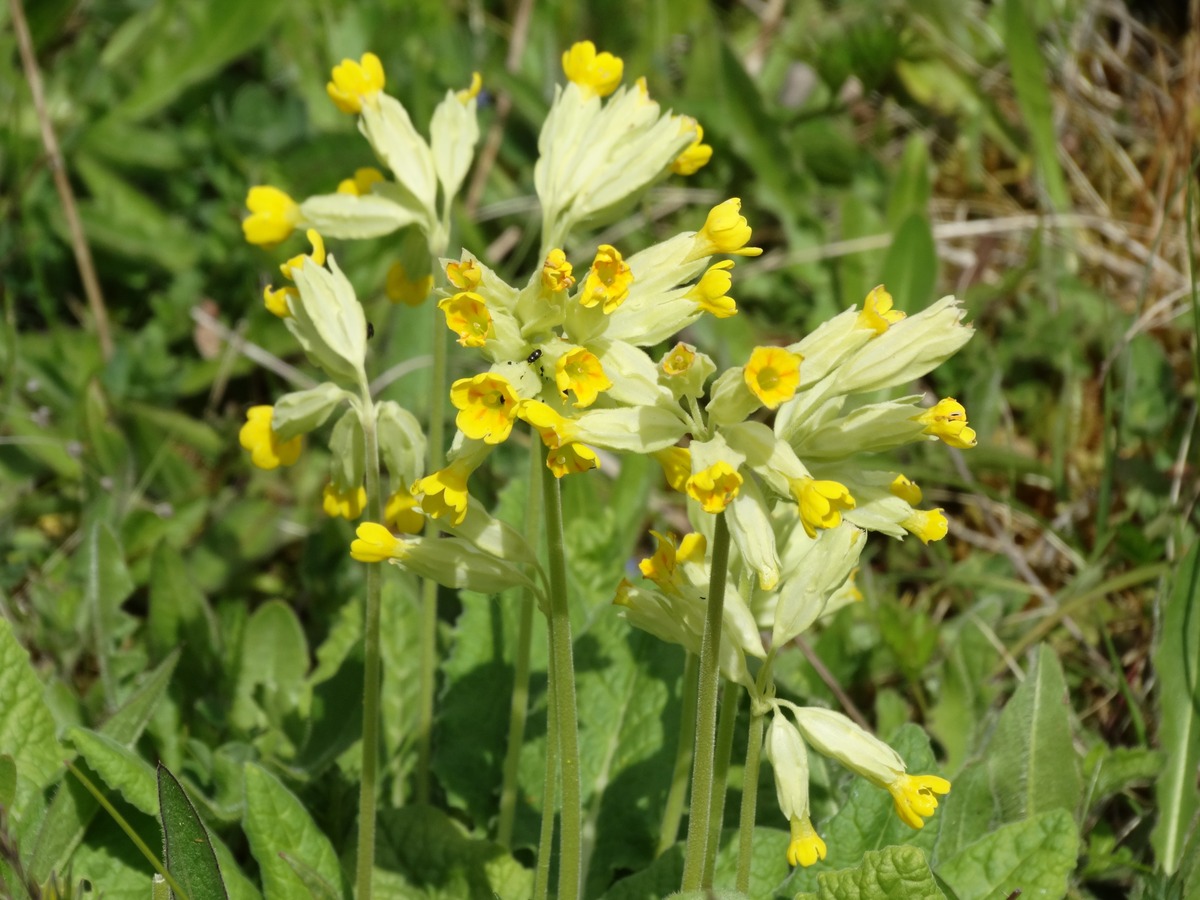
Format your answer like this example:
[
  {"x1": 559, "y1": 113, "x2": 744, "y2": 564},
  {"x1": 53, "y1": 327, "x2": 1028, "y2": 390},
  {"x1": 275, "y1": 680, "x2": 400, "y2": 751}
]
[
  {"x1": 542, "y1": 248, "x2": 576, "y2": 292},
  {"x1": 690, "y1": 198, "x2": 762, "y2": 259},
  {"x1": 579, "y1": 245, "x2": 633, "y2": 314},
  {"x1": 686, "y1": 461, "x2": 743, "y2": 514},
  {"x1": 856, "y1": 284, "x2": 906, "y2": 334},
  {"x1": 411, "y1": 459, "x2": 474, "y2": 525},
  {"x1": 561, "y1": 40, "x2": 624, "y2": 98},
  {"x1": 887, "y1": 774, "x2": 953, "y2": 829},
  {"x1": 685, "y1": 260, "x2": 737, "y2": 318},
  {"x1": 327, "y1": 52, "x2": 386, "y2": 114},
  {"x1": 243, "y1": 186, "x2": 300, "y2": 247},
  {"x1": 439, "y1": 292, "x2": 493, "y2": 347},
  {"x1": 385, "y1": 490, "x2": 425, "y2": 534},
  {"x1": 917, "y1": 398, "x2": 977, "y2": 449},
  {"x1": 671, "y1": 120, "x2": 713, "y2": 176},
  {"x1": 239, "y1": 406, "x2": 302, "y2": 470},
  {"x1": 386, "y1": 262, "x2": 433, "y2": 306},
  {"x1": 546, "y1": 442, "x2": 599, "y2": 478},
  {"x1": 555, "y1": 348, "x2": 612, "y2": 408},
  {"x1": 350, "y1": 522, "x2": 402, "y2": 563},
  {"x1": 790, "y1": 477, "x2": 856, "y2": 539},
  {"x1": 322, "y1": 483, "x2": 368, "y2": 519},
  {"x1": 889, "y1": 474, "x2": 922, "y2": 505},
  {"x1": 337, "y1": 167, "x2": 386, "y2": 196},
  {"x1": 902, "y1": 508, "x2": 948, "y2": 544}
]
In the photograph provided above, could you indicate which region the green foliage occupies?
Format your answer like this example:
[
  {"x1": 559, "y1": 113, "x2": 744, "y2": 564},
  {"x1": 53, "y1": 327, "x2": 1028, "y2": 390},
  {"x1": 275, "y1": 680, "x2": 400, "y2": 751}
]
[
  {"x1": 936, "y1": 810, "x2": 1079, "y2": 899},
  {"x1": 793, "y1": 846, "x2": 944, "y2": 900},
  {"x1": 0, "y1": 619, "x2": 62, "y2": 832},
  {"x1": 157, "y1": 764, "x2": 228, "y2": 900}
]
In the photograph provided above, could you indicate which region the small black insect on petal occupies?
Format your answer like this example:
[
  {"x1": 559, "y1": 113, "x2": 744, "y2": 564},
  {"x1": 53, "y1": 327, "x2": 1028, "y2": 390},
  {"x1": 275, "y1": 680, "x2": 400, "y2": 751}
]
[{"x1": 367, "y1": 322, "x2": 375, "y2": 340}]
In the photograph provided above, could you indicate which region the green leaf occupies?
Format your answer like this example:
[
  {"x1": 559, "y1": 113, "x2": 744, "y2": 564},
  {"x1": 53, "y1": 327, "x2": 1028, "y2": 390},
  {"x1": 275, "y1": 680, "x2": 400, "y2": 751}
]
[
  {"x1": 231, "y1": 600, "x2": 310, "y2": 733},
  {"x1": 986, "y1": 644, "x2": 1082, "y2": 823},
  {"x1": 0, "y1": 618, "x2": 62, "y2": 830},
  {"x1": 887, "y1": 136, "x2": 932, "y2": 230},
  {"x1": 371, "y1": 806, "x2": 533, "y2": 899},
  {"x1": 931, "y1": 762, "x2": 996, "y2": 866},
  {"x1": 69, "y1": 811, "x2": 161, "y2": 900},
  {"x1": 158, "y1": 764, "x2": 228, "y2": 900},
  {"x1": 880, "y1": 213, "x2": 938, "y2": 312},
  {"x1": 114, "y1": 0, "x2": 288, "y2": 121},
  {"x1": 1003, "y1": 0, "x2": 1070, "y2": 210},
  {"x1": 935, "y1": 808, "x2": 1079, "y2": 900},
  {"x1": 0, "y1": 754, "x2": 15, "y2": 808},
  {"x1": 30, "y1": 651, "x2": 179, "y2": 883},
  {"x1": 148, "y1": 543, "x2": 218, "y2": 673},
  {"x1": 789, "y1": 726, "x2": 943, "y2": 894},
  {"x1": 795, "y1": 845, "x2": 945, "y2": 900},
  {"x1": 69, "y1": 727, "x2": 158, "y2": 815},
  {"x1": 1151, "y1": 540, "x2": 1200, "y2": 873},
  {"x1": 242, "y1": 763, "x2": 347, "y2": 900},
  {"x1": 280, "y1": 853, "x2": 342, "y2": 900}
]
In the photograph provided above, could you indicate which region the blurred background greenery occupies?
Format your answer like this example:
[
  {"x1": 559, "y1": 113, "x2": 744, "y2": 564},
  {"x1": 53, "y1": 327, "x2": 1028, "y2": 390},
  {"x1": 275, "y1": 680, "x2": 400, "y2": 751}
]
[{"x1": 2, "y1": 0, "x2": 1197, "y2": 897}]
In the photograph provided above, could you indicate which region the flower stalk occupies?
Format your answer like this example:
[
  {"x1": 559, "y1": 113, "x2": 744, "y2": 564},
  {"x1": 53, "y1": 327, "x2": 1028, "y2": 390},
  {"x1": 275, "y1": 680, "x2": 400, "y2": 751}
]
[
  {"x1": 680, "y1": 511, "x2": 732, "y2": 890},
  {"x1": 354, "y1": 385, "x2": 385, "y2": 899},
  {"x1": 657, "y1": 650, "x2": 699, "y2": 855}
]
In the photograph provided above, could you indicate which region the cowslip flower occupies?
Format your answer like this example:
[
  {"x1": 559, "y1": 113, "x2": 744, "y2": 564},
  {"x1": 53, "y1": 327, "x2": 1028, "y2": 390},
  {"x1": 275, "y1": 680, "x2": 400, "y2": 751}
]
[
  {"x1": 670, "y1": 120, "x2": 713, "y2": 176},
  {"x1": 450, "y1": 373, "x2": 520, "y2": 444},
  {"x1": 323, "y1": 483, "x2": 367, "y2": 519},
  {"x1": 386, "y1": 262, "x2": 433, "y2": 306},
  {"x1": 561, "y1": 40, "x2": 623, "y2": 98},
  {"x1": 688, "y1": 198, "x2": 762, "y2": 260},
  {"x1": 327, "y1": 52, "x2": 385, "y2": 114},
  {"x1": 239, "y1": 406, "x2": 302, "y2": 469},
  {"x1": 243, "y1": 186, "x2": 300, "y2": 247},
  {"x1": 765, "y1": 713, "x2": 827, "y2": 868}
]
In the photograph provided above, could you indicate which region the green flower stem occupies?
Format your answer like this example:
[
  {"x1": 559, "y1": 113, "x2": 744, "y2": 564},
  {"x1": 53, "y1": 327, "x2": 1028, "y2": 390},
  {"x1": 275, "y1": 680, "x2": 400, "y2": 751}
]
[
  {"x1": 542, "y1": 455, "x2": 582, "y2": 900},
  {"x1": 703, "y1": 681, "x2": 740, "y2": 887},
  {"x1": 657, "y1": 650, "x2": 700, "y2": 855},
  {"x1": 736, "y1": 651, "x2": 776, "y2": 892},
  {"x1": 534, "y1": 632, "x2": 560, "y2": 900},
  {"x1": 735, "y1": 695, "x2": 766, "y2": 893},
  {"x1": 355, "y1": 387, "x2": 385, "y2": 900},
  {"x1": 498, "y1": 442, "x2": 546, "y2": 847},
  {"x1": 680, "y1": 511, "x2": 732, "y2": 891},
  {"x1": 416, "y1": 298, "x2": 449, "y2": 806}
]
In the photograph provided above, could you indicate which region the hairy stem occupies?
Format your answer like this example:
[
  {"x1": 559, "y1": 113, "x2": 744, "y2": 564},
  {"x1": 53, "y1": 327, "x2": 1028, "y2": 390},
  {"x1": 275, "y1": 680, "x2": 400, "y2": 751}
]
[
  {"x1": 542, "y1": 457, "x2": 582, "y2": 900},
  {"x1": 680, "y1": 512, "x2": 732, "y2": 891},
  {"x1": 657, "y1": 650, "x2": 699, "y2": 855},
  {"x1": 704, "y1": 681, "x2": 740, "y2": 886}
]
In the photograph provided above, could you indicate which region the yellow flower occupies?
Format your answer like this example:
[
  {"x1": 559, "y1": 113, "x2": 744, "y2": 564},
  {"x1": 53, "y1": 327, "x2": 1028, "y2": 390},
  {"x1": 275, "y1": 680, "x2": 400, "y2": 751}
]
[
  {"x1": 555, "y1": 348, "x2": 612, "y2": 408},
  {"x1": 857, "y1": 284, "x2": 905, "y2": 334},
  {"x1": 787, "y1": 816, "x2": 827, "y2": 868},
  {"x1": 386, "y1": 262, "x2": 433, "y2": 306},
  {"x1": 518, "y1": 400, "x2": 577, "y2": 449},
  {"x1": 902, "y1": 508, "x2": 948, "y2": 544},
  {"x1": 889, "y1": 474, "x2": 922, "y2": 505},
  {"x1": 744, "y1": 346, "x2": 803, "y2": 409},
  {"x1": 685, "y1": 260, "x2": 737, "y2": 318},
  {"x1": 450, "y1": 373, "x2": 520, "y2": 444},
  {"x1": 887, "y1": 774, "x2": 951, "y2": 829},
  {"x1": 693, "y1": 198, "x2": 762, "y2": 258},
  {"x1": 671, "y1": 120, "x2": 713, "y2": 176},
  {"x1": 579, "y1": 244, "x2": 633, "y2": 314},
  {"x1": 350, "y1": 522, "x2": 402, "y2": 563},
  {"x1": 239, "y1": 406, "x2": 302, "y2": 470},
  {"x1": 446, "y1": 259, "x2": 482, "y2": 291},
  {"x1": 456, "y1": 71, "x2": 483, "y2": 103},
  {"x1": 686, "y1": 461, "x2": 743, "y2": 514},
  {"x1": 561, "y1": 40, "x2": 623, "y2": 98},
  {"x1": 412, "y1": 461, "x2": 473, "y2": 526},
  {"x1": 336, "y1": 167, "x2": 385, "y2": 196},
  {"x1": 542, "y1": 248, "x2": 575, "y2": 292},
  {"x1": 327, "y1": 52, "x2": 385, "y2": 114},
  {"x1": 280, "y1": 229, "x2": 326, "y2": 279},
  {"x1": 790, "y1": 477, "x2": 855, "y2": 539},
  {"x1": 263, "y1": 284, "x2": 296, "y2": 318},
  {"x1": 653, "y1": 447, "x2": 692, "y2": 493},
  {"x1": 547, "y1": 442, "x2": 599, "y2": 478},
  {"x1": 242, "y1": 186, "x2": 299, "y2": 247},
  {"x1": 660, "y1": 343, "x2": 697, "y2": 377},
  {"x1": 322, "y1": 483, "x2": 367, "y2": 519},
  {"x1": 918, "y1": 398, "x2": 977, "y2": 449},
  {"x1": 438, "y1": 291, "x2": 493, "y2": 348},
  {"x1": 639, "y1": 530, "x2": 706, "y2": 589},
  {"x1": 385, "y1": 490, "x2": 425, "y2": 534}
]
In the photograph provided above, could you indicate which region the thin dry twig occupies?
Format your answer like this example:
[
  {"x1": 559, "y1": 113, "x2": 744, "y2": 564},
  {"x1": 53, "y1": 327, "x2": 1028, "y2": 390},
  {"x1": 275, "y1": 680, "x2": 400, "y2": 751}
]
[
  {"x1": 189, "y1": 306, "x2": 316, "y2": 389},
  {"x1": 10, "y1": 0, "x2": 113, "y2": 360}
]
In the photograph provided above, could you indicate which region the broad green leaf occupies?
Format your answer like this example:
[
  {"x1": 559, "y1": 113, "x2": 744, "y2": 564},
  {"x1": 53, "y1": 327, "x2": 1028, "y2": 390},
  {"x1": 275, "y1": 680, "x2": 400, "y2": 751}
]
[
  {"x1": 371, "y1": 806, "x2": 533, "y2": 900},
  {"x1": 936, "y1": 808, "x2": 1079, "y2": 900},
  {"x1": 886, "y1": 136, "x2": 932, "y2": 230},
  {"x1": 380, "y1": 571, "x2": 423, "y2": 776},
  {"x1": 1151, "y1": 541, "x2": 1200, "y2": 873},
  {"x1": 0, "y1": 618, "x2": 62, "y2": 829},
  {"x1": 242, "y1": 763, "x2": 347, "y2": 900},
  {"x1": 280, "y1": 853, "x2": 342, "y2": 900},
  {"x1": 794, "y1": 845, "x2": 945, "y2": 900},
  {"x1": 986, "y1": 644, "x2": 1082, "y2": 823},
  {"x1": 30, "y1": 651, "x2": 180, "y2": 883},
  {"x1": 0, "y1": 754, "x2": 15, "y2": 808},
  {"x1": 1083, "y1": 745, "x2": 1163, "y2": 812},
  {"x1": 70, "y1": 812, "x2": 160, "y2": 900},
  {"x1": 114, "y1": 0, "x2": 288, "y2": 121},
  {"x1": 931, "y1": 762, "x2": 996, "y2": 866},
  {"x1": 789, "y1": 726, "x2": 943, "y2": 894},
  {"x1": 69, "y1": 727, "x2": 158, "y2": 815},
  {"x1": 158, "y1": 764, "x2": 228, "y2": 900},
  {"x1": 926, "y1": 607, "x2": 1000, "y2": 773},
  {"x1": 148, "y1": 543, "x2": 218, "y2": 674},
  {"x1": 1003, "y1": 0, "x2": 1070, "y2": 210},
  {"x1": 231, "y1": 600, "x2": 310, "y2": 733},
  {"x1": 880, "y1": 213, "x2": 938, "y2": 312}
]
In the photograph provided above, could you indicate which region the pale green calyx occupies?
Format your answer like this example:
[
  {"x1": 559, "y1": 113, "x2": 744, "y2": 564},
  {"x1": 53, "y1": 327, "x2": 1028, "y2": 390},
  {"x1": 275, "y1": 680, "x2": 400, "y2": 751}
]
[{"x1": 270, "y1": 383, "x2": 349, "y2": 440}]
